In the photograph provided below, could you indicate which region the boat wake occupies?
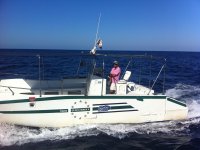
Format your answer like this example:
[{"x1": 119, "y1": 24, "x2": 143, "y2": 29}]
[{"x1": 1, "y1": 83, "x2": 200, "y2": 146}]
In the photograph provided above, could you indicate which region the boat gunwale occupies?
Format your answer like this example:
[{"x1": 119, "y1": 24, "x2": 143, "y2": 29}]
[{"x1": 0, "y1": 95, "x2": 167, "y2": 104}]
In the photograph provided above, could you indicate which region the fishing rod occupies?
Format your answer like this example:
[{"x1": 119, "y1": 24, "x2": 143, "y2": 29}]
[
  {"x1": 90, "y1": 13, "x2": 101, "y2": 55},
  {"x1": 94, "y1": 12, "x2": 101, "y2": 47},
  {"x1": 121, "y1": 58, "x2": 133, "y2": 80}
]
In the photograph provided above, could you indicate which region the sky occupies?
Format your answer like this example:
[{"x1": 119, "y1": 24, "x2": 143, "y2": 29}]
[{"x1": 0, "y1": 0, "x2": 200, "y2": 51}]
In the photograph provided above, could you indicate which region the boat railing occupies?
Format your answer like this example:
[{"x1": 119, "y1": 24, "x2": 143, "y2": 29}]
[
  {"x1": 0, "y1": 51, "x2": 167, "y2": 96},
  {"x1": 90, "y1": 53, "x2": 167, "y2": 95}
]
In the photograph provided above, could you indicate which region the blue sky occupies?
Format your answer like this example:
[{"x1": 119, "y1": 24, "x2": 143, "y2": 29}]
[{"x1": 0, "y1": 0, "x2": 200, "y2": 51}]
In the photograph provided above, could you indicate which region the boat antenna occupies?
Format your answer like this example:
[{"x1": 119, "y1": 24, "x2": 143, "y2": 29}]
[{"x1": 90, "y1": 13, "x2": 101, "y2": 55}]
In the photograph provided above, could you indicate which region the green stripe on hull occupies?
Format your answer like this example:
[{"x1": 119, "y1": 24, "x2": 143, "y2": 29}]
[
  {"x1": 167, "y1": 97, "x2": 187, "y2": 107},
  {"x1": 93, "y1": 105, "x2": 134, "y2": 111},
  {"x1": 93, "y1": 109, "x2": 138, "y2": 114},
  {"x1": 93, "y1": 102, "x2": 127, "y2": 106},
  {"x1": 0, "y1": 95, "x2": 166, "y2": 104},
  {"x1": 0, "y1": 109, "x2": 68, "y2": 114}
]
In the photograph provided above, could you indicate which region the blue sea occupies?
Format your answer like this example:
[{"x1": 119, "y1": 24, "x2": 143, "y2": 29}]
[{"x1": 0, "y1": 49, "x2": 200, "y2": 150}]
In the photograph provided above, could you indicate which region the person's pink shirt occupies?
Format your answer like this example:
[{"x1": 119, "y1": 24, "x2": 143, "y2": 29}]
[{"x1": 110, "y1": 67, "x2": 121, "y2": 83}]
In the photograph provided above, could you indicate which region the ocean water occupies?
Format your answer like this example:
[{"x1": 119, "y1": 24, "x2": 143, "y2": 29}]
[{"x1": 0, "y1": 49, "x2": 200, "y2": 150}]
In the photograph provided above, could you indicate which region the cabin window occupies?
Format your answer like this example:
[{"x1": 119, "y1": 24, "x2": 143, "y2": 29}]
[
  {"x1": 20, "y1": 92, "x2": 35, "y2": 95},
  {"x1": 68, "y1": 90, "x2": 82, "y2": 95},
  {"x1": 44, "y1": 91, "x2": 59, "y2": 95}
]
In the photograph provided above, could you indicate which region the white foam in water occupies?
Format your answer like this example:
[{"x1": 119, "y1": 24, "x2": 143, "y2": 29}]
[
  {"x1": 0, "y1": 123, "x2": 100, "y2": 146},
  {"x1": 1, "y1": 119, "x2": 198, "y2": 146},
  {"x1": 1, "y1": 83, "x2": 200, "y2": 146},
  {"x1": 165, "y1": 83, "x2": 200, "y2": 118}
]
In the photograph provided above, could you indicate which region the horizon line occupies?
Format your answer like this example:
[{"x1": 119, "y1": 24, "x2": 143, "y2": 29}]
[{"x1": 0, "y1": 48, "x2": 200, "y2": 52}]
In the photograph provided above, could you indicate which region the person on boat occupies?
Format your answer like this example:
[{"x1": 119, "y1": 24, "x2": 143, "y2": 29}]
[{"x1": 109, "y1": 61, "x2": 121, "y2": 94}]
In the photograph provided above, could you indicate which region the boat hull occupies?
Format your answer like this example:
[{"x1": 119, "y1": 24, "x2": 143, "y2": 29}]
[{"x1": 0, "y1": 95, "x2": 188, "y2": 127}]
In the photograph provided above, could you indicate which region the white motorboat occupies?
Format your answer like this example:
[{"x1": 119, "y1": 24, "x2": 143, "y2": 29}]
[{"x1": 0, "y1": 52, "x2": 188, "y2": 127}]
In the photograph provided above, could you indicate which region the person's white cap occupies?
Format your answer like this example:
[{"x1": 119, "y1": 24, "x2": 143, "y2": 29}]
[{"x1": 113, "y1": 61, "x2": 119, "y2": 65}]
